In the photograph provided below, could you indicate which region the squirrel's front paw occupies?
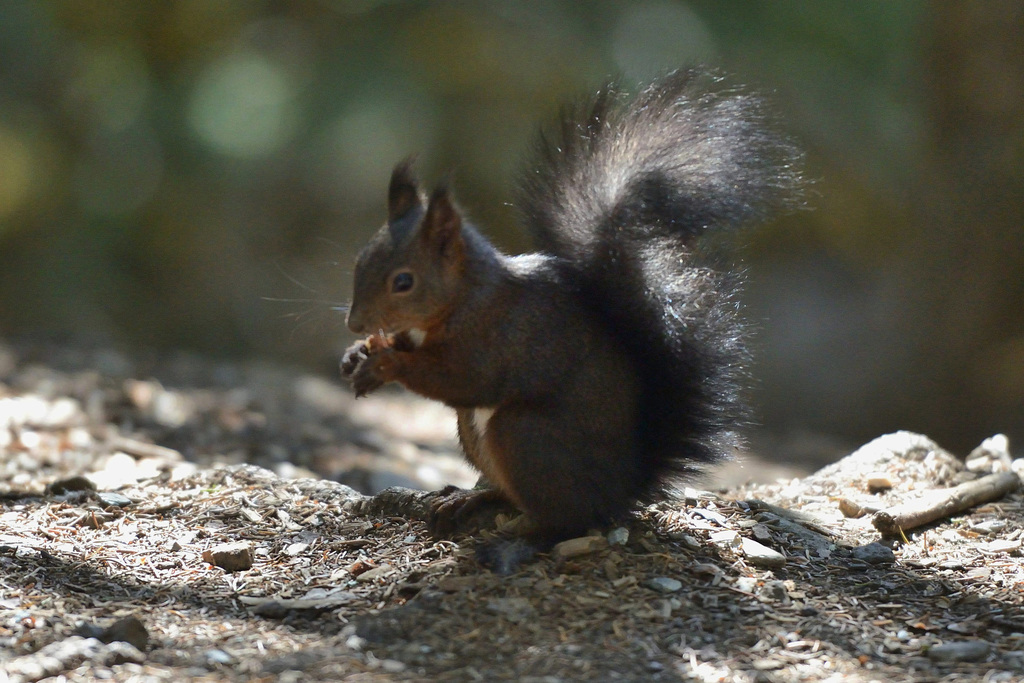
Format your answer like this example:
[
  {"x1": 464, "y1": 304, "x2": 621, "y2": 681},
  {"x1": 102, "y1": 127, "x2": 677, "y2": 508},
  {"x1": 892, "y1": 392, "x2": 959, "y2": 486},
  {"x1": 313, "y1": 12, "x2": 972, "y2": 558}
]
[
  {"x1": 340, "y1": 340, "x2": 371, "y2": 378},
  {"x1": 341, "y1": 334, "x2": 394, "y2": 379},
  {"x1": 349, "y1": 349, "x2": 401, "y2": 397}
]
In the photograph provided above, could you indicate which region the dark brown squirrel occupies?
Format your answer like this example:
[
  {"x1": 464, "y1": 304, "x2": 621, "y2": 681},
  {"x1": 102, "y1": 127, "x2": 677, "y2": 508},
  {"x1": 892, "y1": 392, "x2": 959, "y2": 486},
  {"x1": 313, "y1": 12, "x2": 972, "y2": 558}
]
[{"x1": 340, "y1": 68, "x2": 802, "y2": 568}]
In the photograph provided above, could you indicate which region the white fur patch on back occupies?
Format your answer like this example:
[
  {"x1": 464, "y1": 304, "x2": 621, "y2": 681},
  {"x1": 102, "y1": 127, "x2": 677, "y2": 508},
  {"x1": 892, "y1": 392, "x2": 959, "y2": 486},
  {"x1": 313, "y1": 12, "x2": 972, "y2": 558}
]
[{"x1": 407, "y1": 328, "x2": 427, "y2": 347}]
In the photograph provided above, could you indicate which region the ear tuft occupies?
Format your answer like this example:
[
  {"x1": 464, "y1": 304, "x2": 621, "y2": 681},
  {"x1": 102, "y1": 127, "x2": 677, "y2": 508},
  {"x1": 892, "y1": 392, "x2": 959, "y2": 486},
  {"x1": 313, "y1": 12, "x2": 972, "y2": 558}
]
[
  {"x1": 388, "y1": 157, "x2": 423, "y2": 221},
  {"x1": 423, "y1": 186, "x2": 463, "y2": 255}
]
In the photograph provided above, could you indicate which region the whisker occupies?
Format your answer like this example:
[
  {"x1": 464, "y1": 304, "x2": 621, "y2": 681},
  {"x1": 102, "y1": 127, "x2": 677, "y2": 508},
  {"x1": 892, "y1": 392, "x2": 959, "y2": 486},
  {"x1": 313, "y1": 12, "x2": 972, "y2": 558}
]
[
  {"x1": 273, "y1": 261, "x2": 322, "y2": 294},
  {"x1": 265, "y1": 261, "x2": 352, "y2": 336},
  {"x1": 263, "y1": 296, "x2": 319, "y2": 304}
]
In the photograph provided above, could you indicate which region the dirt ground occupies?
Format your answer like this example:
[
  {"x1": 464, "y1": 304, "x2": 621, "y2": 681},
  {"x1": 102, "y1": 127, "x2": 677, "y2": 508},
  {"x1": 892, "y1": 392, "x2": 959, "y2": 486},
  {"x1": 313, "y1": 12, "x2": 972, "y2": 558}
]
[{"x1": 1, "y1": 342, "x2": 1023, "y2": 682}]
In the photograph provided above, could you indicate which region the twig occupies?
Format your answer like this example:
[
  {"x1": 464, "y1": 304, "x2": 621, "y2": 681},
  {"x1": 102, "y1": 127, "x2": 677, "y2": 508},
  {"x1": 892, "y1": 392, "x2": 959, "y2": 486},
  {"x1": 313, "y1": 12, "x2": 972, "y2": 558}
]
[
  {"x1": 108, "y1": 435, "x2": 183, "y2": 462},
  {"x1": 872, "y1": 472, "x2": 1020, "y2": 537}
]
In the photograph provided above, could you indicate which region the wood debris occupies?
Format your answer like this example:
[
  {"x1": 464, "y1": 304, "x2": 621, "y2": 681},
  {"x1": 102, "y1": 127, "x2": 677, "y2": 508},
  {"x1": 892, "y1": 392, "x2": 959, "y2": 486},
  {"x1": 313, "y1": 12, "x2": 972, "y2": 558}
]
[
  {"x1": 1, "y1": 345, "x2": 1023, "y2": 682},
  {"x1": 873, "y1": 471, "x2": 1020, "y2": 537}
]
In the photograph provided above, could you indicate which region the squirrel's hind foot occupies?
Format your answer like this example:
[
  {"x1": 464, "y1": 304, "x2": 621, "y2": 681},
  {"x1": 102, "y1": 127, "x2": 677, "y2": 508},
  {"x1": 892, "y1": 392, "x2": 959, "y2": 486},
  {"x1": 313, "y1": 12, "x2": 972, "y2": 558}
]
[{"x1": 427, "y1": 486, "x2": 517, "y2": 538}]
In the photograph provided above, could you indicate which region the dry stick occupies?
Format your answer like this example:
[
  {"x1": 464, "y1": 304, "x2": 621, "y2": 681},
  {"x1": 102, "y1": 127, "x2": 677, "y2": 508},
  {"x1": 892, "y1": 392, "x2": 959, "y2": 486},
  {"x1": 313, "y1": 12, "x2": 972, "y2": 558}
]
[
  {"x1": 872, "y1": 472, "x2": 1021, "y2": 537},
  {"x1": 109, "y1": 435, "x2": 184, "y2": 461}
]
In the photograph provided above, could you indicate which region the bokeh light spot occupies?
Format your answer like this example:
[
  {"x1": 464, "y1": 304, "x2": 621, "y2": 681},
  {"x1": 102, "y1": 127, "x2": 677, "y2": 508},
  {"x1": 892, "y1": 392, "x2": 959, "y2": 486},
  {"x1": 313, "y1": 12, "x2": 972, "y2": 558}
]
[
  {"x1": 188, "y1": 51, "x2": 298, "y2": 158},
  {"x1": 0, "y1": 124, "x2": 35, "y2": 221}
]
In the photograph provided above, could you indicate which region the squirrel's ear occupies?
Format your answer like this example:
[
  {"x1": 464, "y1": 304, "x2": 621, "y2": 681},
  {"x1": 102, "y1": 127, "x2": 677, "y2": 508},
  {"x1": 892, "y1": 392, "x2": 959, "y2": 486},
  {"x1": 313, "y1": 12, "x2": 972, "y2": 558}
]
[
  {"x1": 422, "y1": 187, "x2": 463, "y2": 256},
  {"x1": 388, "y1": 159, "x2": 423, "y2": 222}
]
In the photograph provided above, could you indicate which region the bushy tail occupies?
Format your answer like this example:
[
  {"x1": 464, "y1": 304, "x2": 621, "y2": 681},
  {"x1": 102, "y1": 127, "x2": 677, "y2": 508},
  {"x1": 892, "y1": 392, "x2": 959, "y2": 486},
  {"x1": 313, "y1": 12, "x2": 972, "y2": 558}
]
[
  {"x1": 518, "y1": 68, "x2": 802, "y2": 253},
  {"x1": 517, "y1": 67, "x2": 803, "y2": 492}
]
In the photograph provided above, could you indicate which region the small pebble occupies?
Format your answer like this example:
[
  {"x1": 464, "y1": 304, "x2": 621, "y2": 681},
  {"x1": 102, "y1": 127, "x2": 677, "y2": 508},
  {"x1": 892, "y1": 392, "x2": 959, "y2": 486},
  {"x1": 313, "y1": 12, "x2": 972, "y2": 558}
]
[
  {"x1": 96, "y1": 491, "x2": 133, "y2": 507},
  {"x1": 646, "y1": 577, "x2": 682, "y2": 593},
  {"x1": 606, "y1": 527, "x2": 629, "y2": 546},
  {"x1": 927, "y1": 640, "x2": 991, "y2": 663},
  {"x1": 202, "y1": 542, "x2": 254, "y2": 572},
  {"x1": 709, "y1": 530, "x2": 740, "y2": 548},
  {"x1": 866, "y1": 474, "x2": 894, "y2": 493},
  {"x1": 741, "y1": 538, "x2": 786, "y2": 568},
  {"x1": 850, "y1": 542, "x2": 895, "y2": 565},
  {"x1": 551, "y1": 535, "x2": 607, "y2": 560},
  {"x1": 205, "y1": 649, "x2": 234, "y2": 665},
  {"x1": 380, "y1": 659, "x2": 406, "y2": 673}
]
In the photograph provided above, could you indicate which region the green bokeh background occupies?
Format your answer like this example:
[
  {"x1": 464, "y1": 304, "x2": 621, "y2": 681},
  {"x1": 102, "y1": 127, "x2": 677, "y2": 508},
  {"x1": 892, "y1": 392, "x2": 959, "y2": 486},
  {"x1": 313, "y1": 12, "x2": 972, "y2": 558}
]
[{"x1": 0, "y1": 1, "x2": 1021, "y2": 454}]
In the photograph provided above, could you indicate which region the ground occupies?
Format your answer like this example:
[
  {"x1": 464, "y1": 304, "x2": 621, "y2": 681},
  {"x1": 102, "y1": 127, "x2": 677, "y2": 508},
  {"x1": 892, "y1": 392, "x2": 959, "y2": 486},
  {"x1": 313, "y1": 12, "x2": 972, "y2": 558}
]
[{"x1": 1, "y1": 342, "x2": 1022, "y2": 682}]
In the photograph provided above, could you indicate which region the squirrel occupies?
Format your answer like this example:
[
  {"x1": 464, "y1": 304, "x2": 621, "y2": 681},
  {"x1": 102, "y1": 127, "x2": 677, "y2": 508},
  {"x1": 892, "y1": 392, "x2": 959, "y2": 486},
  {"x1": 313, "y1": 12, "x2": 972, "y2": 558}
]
[{"x1": 340, "y1": 68, "x2": 802, "y2": 567}]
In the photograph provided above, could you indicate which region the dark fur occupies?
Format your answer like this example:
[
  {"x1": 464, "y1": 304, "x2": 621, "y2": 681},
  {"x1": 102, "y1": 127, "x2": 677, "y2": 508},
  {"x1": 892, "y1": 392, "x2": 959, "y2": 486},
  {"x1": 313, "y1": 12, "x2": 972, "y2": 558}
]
[
  {"x1": 516, "y1": 67, "x2": 803, "y2": 499},
  {"x1": 344, "y1": 68, "x2": 803, "y2": 552}
]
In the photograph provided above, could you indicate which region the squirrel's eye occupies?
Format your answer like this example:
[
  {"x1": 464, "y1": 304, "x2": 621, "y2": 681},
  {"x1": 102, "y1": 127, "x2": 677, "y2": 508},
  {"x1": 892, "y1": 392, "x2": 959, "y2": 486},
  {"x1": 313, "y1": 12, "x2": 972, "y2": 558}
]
[{"x1": 391, "y1": 271, "x2": 415, "y2": 294}]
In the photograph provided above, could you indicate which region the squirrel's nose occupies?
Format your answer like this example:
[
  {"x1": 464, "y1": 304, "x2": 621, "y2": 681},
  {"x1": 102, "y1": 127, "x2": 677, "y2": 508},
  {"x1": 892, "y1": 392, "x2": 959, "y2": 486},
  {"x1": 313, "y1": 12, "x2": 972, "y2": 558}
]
[{"x1": 346, "y1": 306, "x2": 365, "y2": 334}]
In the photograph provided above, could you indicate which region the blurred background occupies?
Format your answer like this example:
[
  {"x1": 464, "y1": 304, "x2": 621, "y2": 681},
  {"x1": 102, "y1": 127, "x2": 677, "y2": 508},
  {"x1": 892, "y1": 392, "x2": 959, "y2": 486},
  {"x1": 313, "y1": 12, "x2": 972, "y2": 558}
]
[{"x1": 0, "y1": 0, "x2": 1021, "y2": 459}]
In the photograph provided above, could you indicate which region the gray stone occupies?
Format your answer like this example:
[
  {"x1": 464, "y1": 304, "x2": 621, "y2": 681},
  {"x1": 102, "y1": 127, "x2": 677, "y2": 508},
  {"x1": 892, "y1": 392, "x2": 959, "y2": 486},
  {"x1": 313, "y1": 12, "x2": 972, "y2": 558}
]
[
  {"x1": 927, "y1": 640, "x2": 991, "y2": 663},
  {"x1": 646, "y1": 577, "x2": 682, "y2": 593},
  {"x1": 96, "y1": 491, "x2": 133, "y2": 507},
  {"x1": 606, "y1": 527, "x2": 629, "y2": 546},
  {"x1": 850, "y1": 542, "x2": 895, "y2": 565}
]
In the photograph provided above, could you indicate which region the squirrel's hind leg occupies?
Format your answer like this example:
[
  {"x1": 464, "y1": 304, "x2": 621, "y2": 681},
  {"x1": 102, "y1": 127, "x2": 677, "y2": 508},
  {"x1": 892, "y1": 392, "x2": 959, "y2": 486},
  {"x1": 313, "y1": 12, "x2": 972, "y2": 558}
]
[
  {"x1": 424, "y1": 409, "x2": 520, "y2": 538},
  {"x1": 483, "y1": 404, "x2": 639, "y2": 540}
]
